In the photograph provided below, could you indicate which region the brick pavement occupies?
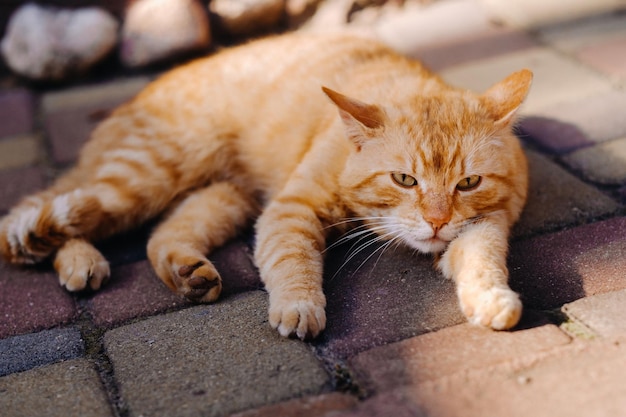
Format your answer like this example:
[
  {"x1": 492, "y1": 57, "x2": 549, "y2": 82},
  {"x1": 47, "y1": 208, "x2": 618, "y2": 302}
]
[{"x1": 1, "y1": 2, "x2": 625, "y2": 416}]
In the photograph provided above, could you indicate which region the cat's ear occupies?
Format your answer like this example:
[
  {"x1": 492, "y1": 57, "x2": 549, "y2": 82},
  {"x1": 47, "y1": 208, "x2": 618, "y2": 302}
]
[
  {"x1": 481, "y1": 69, "x2": 533, "y2": 126},
  {"x1": 322, "y1": 86, "x2": 386, "y2": 148}
]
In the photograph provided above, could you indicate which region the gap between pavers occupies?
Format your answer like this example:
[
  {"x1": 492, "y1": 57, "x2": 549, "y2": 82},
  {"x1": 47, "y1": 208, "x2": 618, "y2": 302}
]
[
  {"x1": 563, "y1": 289, "x2": 626, "y2": 339},
  {"x1": 0, "y1": 327, "x2": 84, "y2": 377},
  {"x1": 103, "y1": 291, "x2": 330, "y2": 417},
  {"x1": 0, "y1": 358, "x2": 114, "y2": 417},
  {"x1": 561, "y1": 136, "x2": 626, "y2": 185}
]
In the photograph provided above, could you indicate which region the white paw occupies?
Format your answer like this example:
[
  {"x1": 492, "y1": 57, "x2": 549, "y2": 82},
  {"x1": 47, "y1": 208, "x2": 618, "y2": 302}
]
[
  {"x1": 0, "y1": 205, "x2": 49, "y2": 264},
  {"x1": 268, "y1": 291, "x2": 326, "y2": 340},
  {"x1": 54, "y1": 240, "x2": 110, "y2": 291},
  {"x1": 458, "y1": 285, "x2": 522, "y2": 330}
]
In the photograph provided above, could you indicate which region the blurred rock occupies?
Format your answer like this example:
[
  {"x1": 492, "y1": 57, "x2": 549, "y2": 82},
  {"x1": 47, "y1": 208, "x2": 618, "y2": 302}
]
[
  {"x1": 0, "y1": 3, "x2": 119, "y2": 81},
  {"x1": 121, "y1": 0, "x2": 211, "y2": 68},
  {"x1": 210, "y1": 0, "x2": 286, "y2": 37},
  {"x1": 285, "y1": 0, "x2": 324, "y2": 28}
]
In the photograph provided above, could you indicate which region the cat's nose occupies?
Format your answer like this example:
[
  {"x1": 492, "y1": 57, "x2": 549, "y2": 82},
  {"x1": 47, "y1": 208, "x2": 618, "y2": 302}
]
[
  {"x1": 424, "y1": 211, "x2": 451, "y2": 232},
  {"x1": 426, "y1": 219, "x2": 449, "y2": 232}
]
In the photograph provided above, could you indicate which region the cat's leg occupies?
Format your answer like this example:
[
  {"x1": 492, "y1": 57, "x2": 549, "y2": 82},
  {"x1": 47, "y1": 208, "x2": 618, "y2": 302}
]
[
  {"x1": 53, "y1": 238, "x2": 110, "y2": 291},
  {"x1": 147, "y1": 182, "x2": 257, "y2": 303},
  {"x1": 254, "y1": 193, "x2": 329, "y2": 340},
  {"x1": 438, "y1": 216, "x2": 522, "y2": 330}
]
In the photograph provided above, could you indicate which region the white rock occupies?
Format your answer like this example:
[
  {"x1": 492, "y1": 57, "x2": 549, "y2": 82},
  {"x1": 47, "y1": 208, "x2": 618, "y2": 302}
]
[
  {"x1": 1, "y1": 3, "x2": 119, "y2": 80},
  {"x1": 121, "y1": 0, "x2": 211, "y2": 68},
  {"x1": 210, "y1": 0, "x2": 285, "y2": 36}
]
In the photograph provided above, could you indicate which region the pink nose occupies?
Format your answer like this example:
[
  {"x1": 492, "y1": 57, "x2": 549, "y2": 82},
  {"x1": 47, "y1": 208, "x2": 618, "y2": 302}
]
[{"x1": 423, "y1": 210, "x2": 451, "y2": 232}]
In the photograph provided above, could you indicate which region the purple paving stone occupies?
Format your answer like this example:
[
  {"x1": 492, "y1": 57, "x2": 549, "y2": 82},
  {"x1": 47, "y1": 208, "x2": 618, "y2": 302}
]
[
  {"x1": 44, "y1": 98, "x2": 125, "y2": 164},
  {"x1": 314, "y1": 240, "x2": 464, "y2": 360},
  {"x1": 577, "y1": 35, "x2": 626, "y2": 79},
  {"x1": 86, "y1": 260, "x2": 190, "y2": 327},
  {"x1": 518, "y1": 117, "x2": 594, "y2": 154},
  {"x1": 509, "y1": 217, "x2": 626, "y2": 310},
  {"x1": 0, "y1": 263, "x2": 77, "y2": 339},
  {"x1": 0, "y1": 166, "x2": 45, "y2": 213},
  {"x1": 211, "y1": 238, "x2": 262, "y2": 296},
  {"x1": 0, "y1": 89, "x2": 34, "y2": 139}
]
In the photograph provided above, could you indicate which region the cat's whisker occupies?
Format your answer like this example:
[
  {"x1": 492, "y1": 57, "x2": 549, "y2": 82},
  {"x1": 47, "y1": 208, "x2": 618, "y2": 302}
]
[
  {"x1": 329, "y1": 230, "x2": 397, "y2": 281},
  {"x1": 323, "y1": 222, "x2": 392, "y2": 254}
]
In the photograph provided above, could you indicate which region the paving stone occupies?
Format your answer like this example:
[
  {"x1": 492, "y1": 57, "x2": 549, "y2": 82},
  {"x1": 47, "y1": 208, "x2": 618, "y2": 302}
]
[
  {"x1": 0, "y1": 89, "x2": 34, "y2": 139},
  {"x1": 518, "y1": 90, "x2": 626, "y2": 153},
  {"x1": 391, "y1": 338, "x2": 626, "y2": 417},
  {"x1": 0, "y1": 134, "x2": 40, "y2": 170},
  {"x1": 325, "y1": 389, "x2": 422, "y2": 417},
  {"x1": 87, "y1": 238, "x2": 261, "y2": 327},
  {"x1": 86, "y1": 260, "x2": 190, "y2": 328},
  {"x1": 577, "y1": 34, "x2": 626, "y2": 80},
  {"x1": 414, "y1": 29, "x2": 537, "y2": 71},
  {"x1": 229, "y1": 392, "x2": 358, "y2": 417},
  {"x1": 0, "y1": 166, "x2": 45, "y2": 213},
  {"x1": 0, "y1": 327, "x2": 84, "y2": 377},
  {"x1": 0, "y1": 358, "x2": 114, "y2": 417},
  {"x1": 43, "y1": 77, "x2": 150, "y2": 164},
  {"x1": 0, "y1": 263, "x2": 77, "y2": 339},
  {"x1": 563, "y1": 289, "x2": 626, "y2": 338},
  {"x1": 537, "y1": 12, "x2": 626, "y2": 53},
  {"x1": 509, "y1": 217, "x2": 626, "y2": 310},
  {"x1": 315, "y1": 242, "x2": 464, "y2": 360},
  {"x1": 104, "y1": 291, "x2": 330, "y2": 417},
  {"x1": 441, "y1": 47, "x2": 613, "y2": 114},
  {"x1": 349, "y1": 317, "x2": 570, "y2": 394},
  {"x1": 561, "y1": 137, "x2": 626, "y2": 185},
  {"x1": 513, "y1": 150, "x2": 620, "y2": 237}
]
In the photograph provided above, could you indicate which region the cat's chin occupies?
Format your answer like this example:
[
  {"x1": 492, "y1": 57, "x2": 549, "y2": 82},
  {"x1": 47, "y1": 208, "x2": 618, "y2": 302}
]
[{"x1": 404, "y1": 236, "x2": 449, "y2": 254}]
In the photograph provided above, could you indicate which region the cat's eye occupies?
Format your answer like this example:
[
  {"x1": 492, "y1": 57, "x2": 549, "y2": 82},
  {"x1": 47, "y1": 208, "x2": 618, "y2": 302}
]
[
  {"x1": 456, "y1": 175, "x2": 482, "y2": 191},
  {"x1": 391, "y1": 173, "x2": 418, "y2": 187}
]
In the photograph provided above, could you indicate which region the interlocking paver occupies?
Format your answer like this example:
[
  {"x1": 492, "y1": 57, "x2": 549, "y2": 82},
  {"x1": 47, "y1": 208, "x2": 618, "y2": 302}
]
[
  {"x1": 229, "y1": 392, "x2": 358, "y2": 417},
  {"x1": 0, "y1": 166, "x2": 45, "y2": 213},
  {"x1": 0, "y1": 327, "x2": 84, "y2": 376},
  {"x1": 316, "y1": 243, "x2": 464, "y2": 359},
  {"x1": 0, "y1": 89, "x2": 34, "y2": 139},
  {"x1": 0, "y1": 359, "x2": 114, "y2": 417},
  {"x1": 563, "y1": 289, "x2": 626, "y2": 338},
  {"x1": 441, "y1": 47, "x2": 613, "y2": 113},
  {"x1": 561, "y1": 137, "x2": 626, "y2": 185},
  {"x1": 388, "y1": 338, "x2": 626, "y2": 417},
  {"x1": 510, "y1": 217, "x2": 626, "y2": 309},
  {"x1": 513, "y1": 150, "x2": 620, "y2": 237},
  {"x1": 104, "y1": 291, "x2": 330, "y2": 417},
  {"x1": 0, "y1": 134, "x2": 39, "y2": 170},
  {"x1": 349, "y1": 317, "x2": 570, "y2": 394},
  {"x1": 518, "y1": 90, "x2": 626, "y2": 153},
  {"x1": 0, "y1": 263, "x2": 76, "y2": 339},
  {"x1": 577, "y1": 35, "x2": 626, "y2": 80}
]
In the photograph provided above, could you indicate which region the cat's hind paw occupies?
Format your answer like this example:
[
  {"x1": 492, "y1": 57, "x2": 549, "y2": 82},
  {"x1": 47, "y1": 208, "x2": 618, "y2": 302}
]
[
  {"x1": 173, "y1": 257, "x2": 222, "y2": 303},
  {"x1": 54, "y1": 239, "x2": 110, "y2": 291},
  {"x1": 268, "y1": 290, "x2": 326, "y2": 340},
  {"x1": 458, "y1": 285, "x2": 522, "y2": 330}
]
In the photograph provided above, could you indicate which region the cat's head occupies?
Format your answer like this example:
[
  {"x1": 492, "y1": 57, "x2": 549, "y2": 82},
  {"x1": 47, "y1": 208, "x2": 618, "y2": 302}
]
[{"x1": 324, "y1": 69, "x2": 532, "y2": 254}]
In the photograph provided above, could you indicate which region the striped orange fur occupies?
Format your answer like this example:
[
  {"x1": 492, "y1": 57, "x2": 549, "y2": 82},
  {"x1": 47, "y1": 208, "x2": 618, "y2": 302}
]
[{"x1": 0, "y1": 33, "x2": 532, "y2": 339}]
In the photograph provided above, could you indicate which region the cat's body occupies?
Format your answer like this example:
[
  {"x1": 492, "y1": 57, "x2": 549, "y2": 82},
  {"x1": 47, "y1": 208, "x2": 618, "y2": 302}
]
[{"x1": 0, "y1": 33, "x2": 531, "y2": 339}]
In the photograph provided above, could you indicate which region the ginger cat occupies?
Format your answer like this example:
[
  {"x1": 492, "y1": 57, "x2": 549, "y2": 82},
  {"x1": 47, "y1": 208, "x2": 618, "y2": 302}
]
[{"x1": 0, "y1": 33, "x2": 531, "y2": 339}]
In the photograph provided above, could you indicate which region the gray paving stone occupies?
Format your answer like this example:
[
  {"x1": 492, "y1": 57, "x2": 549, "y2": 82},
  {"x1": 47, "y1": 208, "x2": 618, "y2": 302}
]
[
  {"x1": 0, "y1": 89, "x2": 34, "y2": 139},
  {"x1": 349, "y1": 318, "x2": 570, "y2": 394},
  {"x1": 518, "y1": 90, "x2": 626, "y2": 154},
  {"x1": 0, "y1": 134, "x2": 40, "y2": 170},
  {"x1": 513, "y1": 150, "x2": 620, "y2": 237},
  {"x1": 510, "y1": 217, "x2": 626, "y2": 310},
  {"x1": 104, "y1": 291, "x2": 330, "y2": 417},
  {"x1": 0, "y1": 263, "x2": 77, "y2": 339},
  {"x1": 395, "y1": 338, "x2": 626, "y2": 417},
  {"x1": 316, "y1": 242, "x2": 464, "y2": 360},
  {"x1": 561, "y1": 137, "x2": 626, "y2": 185},
  {"x1": 0, "y1": 327, "x2": 84, "y2": 377},
  {"x1": 0, "y1": 166, "x2": 45, "y2": 213},
  {"x1": 0, "y1": 358, "x2": 114, "y2": 417},
  {"x1": 563, "y1": 289, "x2": 626, "y2": 338},
  {"x1": 577, "y1": 34, "x2": 626, "y2": 80},
  {"x1": 441, "y1": 47, "x2": 613, "y2": 114}
]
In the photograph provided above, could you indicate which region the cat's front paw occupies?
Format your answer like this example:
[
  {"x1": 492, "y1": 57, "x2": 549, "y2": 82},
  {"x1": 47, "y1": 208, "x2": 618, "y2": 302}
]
[
  {"x1": 458, "y1": 284, "x2": 522, "y2": 330},
  {"x1": 268, "y1": 290, "x2": 326, "y2": 340},
  {"x1": 0, "y1": 206, "x2": 54, "y2": 264},
  {"x1": 54, "y1": 239, "x2": 110, "y2": 291}
]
